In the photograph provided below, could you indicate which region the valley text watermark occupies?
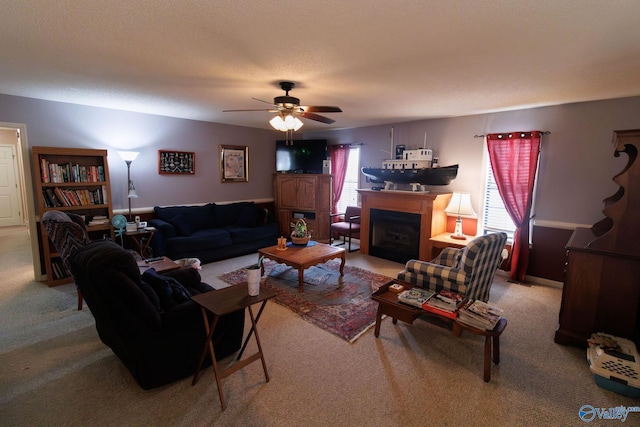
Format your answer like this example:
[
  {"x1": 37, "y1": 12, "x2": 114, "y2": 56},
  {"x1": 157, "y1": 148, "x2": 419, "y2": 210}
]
[{"x1": 579, "y1": 405, "x2": 640, "y2": 423}]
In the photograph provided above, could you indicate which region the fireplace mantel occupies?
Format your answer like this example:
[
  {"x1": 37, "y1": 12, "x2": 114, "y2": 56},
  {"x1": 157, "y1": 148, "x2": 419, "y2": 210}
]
[{"x1": 357, "y1": 189, "x2": 452, "y2": 262}]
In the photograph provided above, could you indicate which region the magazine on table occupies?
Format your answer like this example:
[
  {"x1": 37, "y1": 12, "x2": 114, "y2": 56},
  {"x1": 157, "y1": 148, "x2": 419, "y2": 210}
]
[
  {"x1": 457, "y1": 300, "x2": 503, "y2": 330},
  {"x1": 397, "y1": 287, "x2": 434, "y2": 308},
  {"x1": 424, "y1": 289, "x2": 465, "y2": 312},
  {"x1": 422, "y1": 300, "x2": 460, "y2": 319}
]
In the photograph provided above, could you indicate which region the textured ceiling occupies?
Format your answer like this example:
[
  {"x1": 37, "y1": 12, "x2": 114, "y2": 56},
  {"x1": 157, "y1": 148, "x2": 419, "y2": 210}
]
[{"x1": 2, "y1": 1, "x2": 640, "y2": 131}]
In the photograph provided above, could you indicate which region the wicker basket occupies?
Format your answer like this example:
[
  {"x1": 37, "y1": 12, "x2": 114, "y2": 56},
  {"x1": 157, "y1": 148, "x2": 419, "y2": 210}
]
[
  {"x1": 290, "y1": 234, "x2": 311, "y2": 245},
  {"x1": 291, "y1": 218, "x2": 311, "y2": 245}
]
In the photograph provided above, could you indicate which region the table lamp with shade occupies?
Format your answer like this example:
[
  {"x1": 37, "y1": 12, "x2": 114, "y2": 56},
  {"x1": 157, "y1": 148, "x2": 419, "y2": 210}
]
[{"x1": 444, "y1": 192, "x2": 476, "y2": 240}]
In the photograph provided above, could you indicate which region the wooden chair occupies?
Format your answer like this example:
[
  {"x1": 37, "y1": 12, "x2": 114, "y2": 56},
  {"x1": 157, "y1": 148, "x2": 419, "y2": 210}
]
[{"x1": 329, "y1": 206, "x2": 361, "y2": 252}]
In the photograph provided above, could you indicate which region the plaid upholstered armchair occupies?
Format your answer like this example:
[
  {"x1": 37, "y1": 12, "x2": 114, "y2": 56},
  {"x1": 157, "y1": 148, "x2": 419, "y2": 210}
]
[{"x1": 397, "y1": 232, "x2": 507, "y2": 302}]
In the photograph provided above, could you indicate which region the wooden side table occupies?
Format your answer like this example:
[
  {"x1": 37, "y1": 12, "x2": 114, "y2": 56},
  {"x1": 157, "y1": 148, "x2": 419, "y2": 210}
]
[
  {"x1": 191, "y1": 284, "x2": 276, "y2": 411},
  {"x1": 372, "y1": 280, "x2": 507, "y2": 382},
  {"x1": 125, "y1": 228, "x2": 155, "y2": 258},
  {"x1": 453, "y1": 317, "x2": 507, "y2": 382},
  {"x1": 429, "y1": 232, "x2": 476, "y2": 258}
]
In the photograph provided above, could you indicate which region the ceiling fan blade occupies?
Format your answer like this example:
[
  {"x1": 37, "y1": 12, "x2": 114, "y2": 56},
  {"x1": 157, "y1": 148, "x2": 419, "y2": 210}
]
[
  {"x1": 298, "y1": 111, "x2": 335, "y2": 124},
  {"x1": 223, "y1": 108, "x2": 278, "y2": 112},
  {"x1": 299, "y1": 106, "x2": 342, "y2": 113}
]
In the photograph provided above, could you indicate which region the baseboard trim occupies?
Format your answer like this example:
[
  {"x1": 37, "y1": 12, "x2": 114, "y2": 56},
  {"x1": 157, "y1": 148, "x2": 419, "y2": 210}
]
[
  {"x1": 525, "y1": 275, "x2": 563, "y2": 288},
  {"x1": 495, "y1": 269, "x2": 563, "y2": 289}
]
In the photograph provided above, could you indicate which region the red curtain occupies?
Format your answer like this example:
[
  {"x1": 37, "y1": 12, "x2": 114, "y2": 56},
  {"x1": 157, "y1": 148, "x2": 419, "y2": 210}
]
[
  {"x1": 486, "y1": 131, "x2": 541, "y2": 282},
  {"x1": 329, "y1": 145, "x2": 350, "y2": 216}
]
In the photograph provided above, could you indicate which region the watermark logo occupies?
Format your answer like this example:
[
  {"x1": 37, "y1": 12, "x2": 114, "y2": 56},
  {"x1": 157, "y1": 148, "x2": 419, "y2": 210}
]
[{"x1": 579, "y1": 405, "x2": 640, "y2": 423}]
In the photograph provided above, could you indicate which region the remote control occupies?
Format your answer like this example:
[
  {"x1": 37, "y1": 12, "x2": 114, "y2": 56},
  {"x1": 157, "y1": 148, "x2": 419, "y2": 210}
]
[{"x1": 145, "y1": 256, "x2": 163, "y2": 263}]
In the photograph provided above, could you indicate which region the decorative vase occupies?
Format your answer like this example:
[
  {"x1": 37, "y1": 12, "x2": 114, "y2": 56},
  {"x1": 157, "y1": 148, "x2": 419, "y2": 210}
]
[{"x1": 246, "y1": 267, "x2": 261, "y2": 296}]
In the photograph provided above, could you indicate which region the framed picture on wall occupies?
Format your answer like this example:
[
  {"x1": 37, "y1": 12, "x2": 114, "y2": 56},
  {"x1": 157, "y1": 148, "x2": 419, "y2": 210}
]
[
  {"x1": 158, "y1": 150, "x2": 195, "y2": 174},
  {"x1": 220, "y1": 145, "x2": 248, "y2": 182}
]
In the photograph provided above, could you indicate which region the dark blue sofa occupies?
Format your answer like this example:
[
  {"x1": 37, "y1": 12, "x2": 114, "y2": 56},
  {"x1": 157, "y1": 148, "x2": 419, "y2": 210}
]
[{"x1": 149, "y1": 202, "x2": 278, "y2": 264}]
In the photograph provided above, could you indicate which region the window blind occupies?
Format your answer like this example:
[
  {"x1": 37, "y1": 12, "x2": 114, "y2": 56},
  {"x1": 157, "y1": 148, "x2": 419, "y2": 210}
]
[{"x1": 483, "y1": 161, "x2": 516, "y2": 237}]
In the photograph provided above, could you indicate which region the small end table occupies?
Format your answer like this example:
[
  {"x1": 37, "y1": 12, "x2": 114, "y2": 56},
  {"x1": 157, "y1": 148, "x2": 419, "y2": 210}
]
[
  {"x1": 191, "y1": 284, "x2": 276, "y2": 410},
  {"x1": 125, "y1": 228, "x2": 155, "y2": 258},
  {"x1": 429, "y1": 232, "x2": 477, "y2": 259}
]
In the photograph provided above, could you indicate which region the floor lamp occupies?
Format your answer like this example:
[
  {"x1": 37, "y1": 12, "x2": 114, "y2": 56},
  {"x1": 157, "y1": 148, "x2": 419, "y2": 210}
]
[
  {"x1": 118, "y1": 151, "x2": 139, "y2": 221},
  {"x1": 444, "y1": 192, "x2": 476, "y2": 240}
]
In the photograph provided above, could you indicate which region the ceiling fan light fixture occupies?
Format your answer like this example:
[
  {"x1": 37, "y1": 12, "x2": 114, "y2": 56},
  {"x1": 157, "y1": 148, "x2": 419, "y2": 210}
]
[
  {"x1": 269, "y1": 115, "x2": 287, "y2": 131},
  {"x1": 292, "y1": 117, "x2": 304, "y2": 131},
  {"x1": 270, "y1": 113, "x2": 303, "y2": 132}
]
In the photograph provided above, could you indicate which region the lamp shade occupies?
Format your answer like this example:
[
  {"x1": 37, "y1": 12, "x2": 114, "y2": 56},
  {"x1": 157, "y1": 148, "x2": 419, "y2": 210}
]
[
  {"x1": 127, "y1": 181, "x2": 138, "y2": 198},
  {"x1": 444, "y1": 192, "x2": 477, "y2": 218},
  {"x1": 118, "y1": 151, "x2": 139, "y2": 162}
]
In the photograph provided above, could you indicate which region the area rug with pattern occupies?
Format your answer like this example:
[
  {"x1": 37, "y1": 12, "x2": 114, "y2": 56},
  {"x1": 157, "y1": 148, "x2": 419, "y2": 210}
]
[{"x1": 218, "y1": 259, "x2": 392, "y2": 343}]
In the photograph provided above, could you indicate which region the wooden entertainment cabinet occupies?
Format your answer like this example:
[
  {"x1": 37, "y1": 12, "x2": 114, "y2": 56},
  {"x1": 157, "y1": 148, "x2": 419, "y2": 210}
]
[
  {"x1": 273, "y1": 174, "x2": 333, "y2": 242},
  {"x1": 554, "y1": 129, "x2": 640, "y2": 346}
]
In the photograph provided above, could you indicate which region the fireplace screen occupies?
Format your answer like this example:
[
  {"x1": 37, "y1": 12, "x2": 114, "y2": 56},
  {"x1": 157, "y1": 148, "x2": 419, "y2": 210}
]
[{"x1": 369, "y1": 209, "x2": 421, "y2": 263}]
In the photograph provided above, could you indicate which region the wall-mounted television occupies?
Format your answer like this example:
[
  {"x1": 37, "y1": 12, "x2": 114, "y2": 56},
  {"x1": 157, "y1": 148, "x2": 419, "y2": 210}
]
[{"x1": 276, "y1": 139, "x2": 328, "y2": 174}]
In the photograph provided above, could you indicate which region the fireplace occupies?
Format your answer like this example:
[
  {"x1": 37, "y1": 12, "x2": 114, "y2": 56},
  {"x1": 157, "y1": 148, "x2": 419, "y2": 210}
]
[
  {"x1": 357, "y1": 189, "x2": 451, "y2": 262},
  {"x1": 369, "y1": 209, "x2": 421, "y2": 263}
]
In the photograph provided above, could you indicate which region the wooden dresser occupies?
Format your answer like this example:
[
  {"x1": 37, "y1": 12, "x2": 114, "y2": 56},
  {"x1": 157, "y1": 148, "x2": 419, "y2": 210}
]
[{"x1": 555, "y1": 129, "x2": 640, "y2": 346}]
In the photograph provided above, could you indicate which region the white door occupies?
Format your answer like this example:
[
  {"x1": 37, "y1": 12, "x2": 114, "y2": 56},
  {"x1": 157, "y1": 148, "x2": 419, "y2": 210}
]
[{"x1": 0, "y1": 144, "x2": 21, "y2": 227}]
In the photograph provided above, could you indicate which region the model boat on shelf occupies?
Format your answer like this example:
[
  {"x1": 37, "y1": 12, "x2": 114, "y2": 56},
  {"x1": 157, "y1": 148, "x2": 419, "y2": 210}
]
[
  {"x1": 361, "y1": 148, "x2": 458, "y2": 186},
  {"x1": 362, "y1": 164, "x2": 458, "y2": 186}
]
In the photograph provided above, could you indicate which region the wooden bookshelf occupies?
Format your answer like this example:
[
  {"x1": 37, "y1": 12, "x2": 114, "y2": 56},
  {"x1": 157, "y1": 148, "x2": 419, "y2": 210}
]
[{"x1": 32, "y1": 146, "x2": 114, "y2": 286}]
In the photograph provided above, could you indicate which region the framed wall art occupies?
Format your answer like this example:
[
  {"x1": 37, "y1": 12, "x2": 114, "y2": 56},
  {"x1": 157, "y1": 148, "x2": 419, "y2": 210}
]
[
  {"x1": 158, "y1": 150, "x2": 195, "y2": 174},
  {"x1": 220, "y1": 145, "x2": 248, "y2": 182}
]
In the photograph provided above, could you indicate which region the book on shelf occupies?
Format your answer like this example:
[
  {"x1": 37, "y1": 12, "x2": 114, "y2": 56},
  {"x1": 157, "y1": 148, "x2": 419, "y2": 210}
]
[
  {"x1": 424, "y1": 289, "x2": 465, "y2": 312},
  {"x1": 397, "y1": 287, "x2": 434, "y2": 308},
  {"x1": 88, "y1": 215, "x2": 110, "y2": 226},
  {"x1": 457, "y1": 300, "x2": 503, "y2": 330}
]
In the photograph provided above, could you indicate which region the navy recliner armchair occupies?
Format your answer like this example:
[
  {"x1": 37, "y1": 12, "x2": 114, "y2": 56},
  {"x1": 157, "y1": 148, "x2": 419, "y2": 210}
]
[{"x1": 70, "y1": 240, "x2": 245, "y2": 389}]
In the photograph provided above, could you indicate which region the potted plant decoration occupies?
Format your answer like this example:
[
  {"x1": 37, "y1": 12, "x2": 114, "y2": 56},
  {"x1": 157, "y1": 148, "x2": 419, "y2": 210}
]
[{"x1": 290, "y1": 219, "x2": 311, "y2": 245}]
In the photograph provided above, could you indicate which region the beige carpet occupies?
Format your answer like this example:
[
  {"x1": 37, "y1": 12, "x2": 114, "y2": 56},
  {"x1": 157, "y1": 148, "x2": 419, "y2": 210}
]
[{"x1": 1, "y1": 228, "x2": 637, "y2": 427}]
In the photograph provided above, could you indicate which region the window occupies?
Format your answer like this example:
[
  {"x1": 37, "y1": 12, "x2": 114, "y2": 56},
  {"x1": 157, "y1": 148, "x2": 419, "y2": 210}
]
[
  {"x1": 482, "y1": 159, "x2": 516, "y2": 238},
  {"x1": 336, "y1": 146, "x2": 360, "y2": 214}
]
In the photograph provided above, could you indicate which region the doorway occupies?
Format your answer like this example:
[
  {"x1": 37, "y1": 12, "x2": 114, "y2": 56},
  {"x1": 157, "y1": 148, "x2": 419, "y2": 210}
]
[
  {"x1": 0, "y1": 129, "x2": 24, "y2": 227},
  {"x1": 0, "y1": 122, "x2": 40, "y2": 281}
]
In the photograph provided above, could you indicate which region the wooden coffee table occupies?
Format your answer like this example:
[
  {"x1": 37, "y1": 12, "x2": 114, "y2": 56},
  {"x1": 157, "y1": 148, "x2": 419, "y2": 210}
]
[{"x1": 258, "y1": 242, "x2": 346, "y2": 292}]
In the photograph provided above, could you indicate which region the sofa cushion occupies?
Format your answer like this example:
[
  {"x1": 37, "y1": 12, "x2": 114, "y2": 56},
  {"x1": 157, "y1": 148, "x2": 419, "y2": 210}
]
[
  {"x1": 169, "y1": 214, "x2": 198, "y2": 236},
  {"x1": 167, "y1": 228, "x2": 232, "y2": 255},
  {"x1": 214, "y1": 202, "x2": 253, "y2": 227},
  {"x1": 224, "y1": 223, "x2": 279, "y2": 244},
  {"x1": 236, "y1": 203, "x2": 258, "y2": 227},
  {"x1": 154, "y1": 204, "x2": 215, "y2": 234}
]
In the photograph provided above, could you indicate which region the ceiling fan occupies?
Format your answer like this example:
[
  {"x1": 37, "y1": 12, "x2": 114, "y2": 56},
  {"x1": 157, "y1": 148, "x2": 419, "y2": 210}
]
[{"x1": 223, "y1": 81, "x2": 342, "y2": 131}]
